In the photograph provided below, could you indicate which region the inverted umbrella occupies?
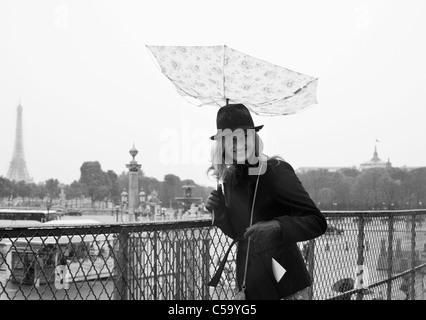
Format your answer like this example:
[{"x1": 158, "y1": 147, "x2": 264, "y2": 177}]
[{"x1": 146, "y1": 45, "x2": 318, "y2": 116}]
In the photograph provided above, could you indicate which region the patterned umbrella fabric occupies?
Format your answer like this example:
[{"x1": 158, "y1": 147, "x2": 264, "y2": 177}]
[{"x1": 146, "y1": 45, "x2": 318, "y2": 116}]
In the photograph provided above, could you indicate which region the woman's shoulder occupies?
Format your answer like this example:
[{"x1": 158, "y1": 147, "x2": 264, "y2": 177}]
[
  {"x1": 266, "y1": 156, "x2": 295, "y2": 173},
  {"x1": 262, "y1": 157, "x2": 300, "y2": 189}
]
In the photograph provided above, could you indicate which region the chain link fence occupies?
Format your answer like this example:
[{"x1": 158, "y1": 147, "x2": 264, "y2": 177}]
[{"x1": 1, "y1": 211, "x2": 425, "y2": 300}]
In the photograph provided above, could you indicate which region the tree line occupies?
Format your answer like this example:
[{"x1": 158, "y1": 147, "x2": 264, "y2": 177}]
[
  {"x1": 297, "y1": 166, "x2": 426, "y2": 210},
  {"x1": 2, "y1": 163, "x2": 426, "y2": 211},
  {"x1": 0, "y1": 161, "x2": 215, "y2": 209}
]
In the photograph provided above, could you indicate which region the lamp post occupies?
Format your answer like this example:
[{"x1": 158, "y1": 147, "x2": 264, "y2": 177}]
[
  {"x1": 139, "y1": 190, "x2": 146, "y2": 221},
  {"x1": 126, "y1": 145, "x2": 142, "y2": 223},
  {"x1": 121, "y1": 189, "x2": 128, "y2": 222},
  {"x1": 46, "y1": 194, "x2": 52, "y2": 222},
  {"x1": 59, "y1": 183, "x2": 66, "y2": 208},
  {"x1": 114, "y1": 204, "x2": 120, "y2": 223}
]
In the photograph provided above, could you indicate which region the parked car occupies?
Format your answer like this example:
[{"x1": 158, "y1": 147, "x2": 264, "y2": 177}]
[
  {"x1": 54, "y1": 208, "x2": 65, "y2": 216},
  {"x1": 66, "y1": 209, "x2": 83, "y2": 216},
  {"x1": 51, "y1": 207, "x2": 66, "y2": 216}
]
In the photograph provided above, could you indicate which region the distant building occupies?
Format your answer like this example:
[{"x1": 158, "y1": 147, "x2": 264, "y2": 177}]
[
  {"x1": 297, "y1": 166, "x2": 349, "y2": 174},
  {"x1": 359, "y1": 146, "x2": 391, "y2": 170},
  {"x1": 296, "y1": 145, "x2": 394, "y2": 174}
]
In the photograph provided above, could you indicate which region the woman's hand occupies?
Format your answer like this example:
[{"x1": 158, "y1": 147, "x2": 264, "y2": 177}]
[
  {"x1": 244, "y1": 220, "x2": 281, "y2": 243},
  {"x1": 205, "y1": 188, "x2": 225, "y2": 214}
]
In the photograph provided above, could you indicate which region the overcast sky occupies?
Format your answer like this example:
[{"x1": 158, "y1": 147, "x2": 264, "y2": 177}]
[{"x1": 1, "y1": 0, "x2": 425, "y2": 188}]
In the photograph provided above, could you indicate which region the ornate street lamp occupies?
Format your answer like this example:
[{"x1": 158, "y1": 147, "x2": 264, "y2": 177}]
[
  {"x1": 121, "y1": 189, "x2": 128, "y2": 222},
  {"x1": 139, "y1": 190, "x2": 146, "y2": 203},
  {"x1": 126, "y1": 145, "x2": 142, "y2": 222},
  {"x1": 138, "y1": 190, "x2": 146, "y2": 221},
  {"x1": 121, "y1": 189, "x2": 128, "y2": 204},
  {"x1": 114, "y1": 204, "x2": 121, "y2": 223}
]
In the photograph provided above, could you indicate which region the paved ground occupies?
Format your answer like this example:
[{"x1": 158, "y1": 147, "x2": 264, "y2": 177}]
[{"x1": 1, "y1": 276, "x2": 114, "y2": 300}]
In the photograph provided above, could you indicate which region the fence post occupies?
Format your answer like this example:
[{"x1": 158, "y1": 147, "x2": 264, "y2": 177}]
[
  {"x1": 410, "y1": 212, "x2": 417, "y2": 300},
  {"x1": 202, "y1": 229, "x2": 211, "y2": 301},
  {"x1": 386, "y1": 212, "x2": 394, "y2": 300},
  {"x1": 356, "y1": 213, "x2": 365, "y2": 300},
  {"x1": 153, "y1": 230, "x2": 158, "y2": 299},
  {"x1": 175, "y1": 235, "x2": 181, "y2": 300},
  {"x1": 115, "y1": 229, "x2": 129, "y2": 300},
  {"x1": 186, "y1": 237, "x2": 195, "y2": 300},
  {"x1": 307, "y1": 239, "x2": 315, "y2": 300}
]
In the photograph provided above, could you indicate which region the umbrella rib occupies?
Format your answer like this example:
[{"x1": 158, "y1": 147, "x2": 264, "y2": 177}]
[
  {"x1": 255, "y1": 78, "x2": 318, "y2": 106},
  {"x1": 284, "y1": 78, "x2": 318, "y2": 99},
  {"x1": 230, "y1": 46, "x2": 317, "y2": 77},
  {"x1": 223, "y1": 45, "x2": 226, "y2": 103}
]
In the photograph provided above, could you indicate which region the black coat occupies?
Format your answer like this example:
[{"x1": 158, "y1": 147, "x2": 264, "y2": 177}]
[{"x1": 212, "y1": 158, "x2": 327, "y2": 300}]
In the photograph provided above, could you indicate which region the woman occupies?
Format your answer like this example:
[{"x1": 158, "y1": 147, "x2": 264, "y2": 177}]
[{"x1": 206, "y1": 103, "x2": 327, "y2": 300}]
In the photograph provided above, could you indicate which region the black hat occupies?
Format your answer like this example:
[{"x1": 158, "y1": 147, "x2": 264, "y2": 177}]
[{"x1": 210, "y1": 103, "x2": 263, "y2": 140}]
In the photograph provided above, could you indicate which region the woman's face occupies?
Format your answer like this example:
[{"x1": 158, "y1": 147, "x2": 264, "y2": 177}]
[{"x1": 223, "y1": 130, "x2": 256, "y2": 164}]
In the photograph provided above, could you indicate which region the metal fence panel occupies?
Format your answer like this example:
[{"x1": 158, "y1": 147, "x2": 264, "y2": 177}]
[{"x1": 1, "y1": 211, "x2": 425, "y2": 300}]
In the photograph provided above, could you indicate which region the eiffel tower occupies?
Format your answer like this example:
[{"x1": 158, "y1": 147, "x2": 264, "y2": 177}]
[{"x1": 6, "y1": 102, "x2": 32, "y2": 183}]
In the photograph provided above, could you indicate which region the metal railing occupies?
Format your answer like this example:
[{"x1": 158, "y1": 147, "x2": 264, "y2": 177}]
[{"x1": 1, "y1": 210, "x2": 425, "y2": 300}]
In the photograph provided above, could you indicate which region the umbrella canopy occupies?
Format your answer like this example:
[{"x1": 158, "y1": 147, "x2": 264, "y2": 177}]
[{"x1": 146, "y1": 45, "x2": 318, "y2": 116}]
